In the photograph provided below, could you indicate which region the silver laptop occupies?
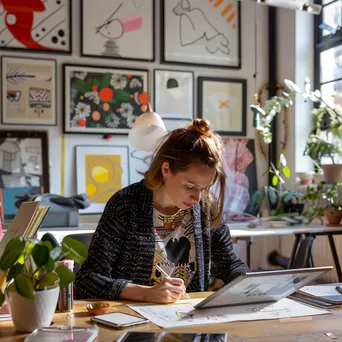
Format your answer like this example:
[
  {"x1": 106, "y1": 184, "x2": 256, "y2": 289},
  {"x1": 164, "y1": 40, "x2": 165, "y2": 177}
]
[{"x1": 194, "y1": 266, "x2": 333, "y2": 309}]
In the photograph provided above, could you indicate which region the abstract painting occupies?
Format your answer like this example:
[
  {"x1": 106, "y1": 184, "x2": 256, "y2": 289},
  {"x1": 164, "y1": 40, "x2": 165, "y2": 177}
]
[
  {"x1": 198, "y1": 77, "x2": 246, "y2": 136},
  {"x1": 0, "y1": 0, "x2": 71, "y2": 53},
  {"x1": 162, "y1": 0, "x2": 240, "y2": 68},
  {"x1": 129, "y1": 148, "x2": 152, "y2": 184},
  {"x1": 64, "y1": 65, "x2": 149, "y2": 134},
  {"x1": 1, "y1": 57, "x2": 57, "y2": 126},
  {"x1": 154, "y1": 69, "x2": 194, "y2": 120},
  {"x1": 0, "y1": 130, "x2": 49, "y2": 219},
  {"x1": 81, "y1": 0, "x2": 154, "y2": 61},
  {"x1": 212, "y1": 138, "x2": 257, "y2": 222},
  {"x1": 76, "y1": 145, "x2": 130, "y2": 214}
]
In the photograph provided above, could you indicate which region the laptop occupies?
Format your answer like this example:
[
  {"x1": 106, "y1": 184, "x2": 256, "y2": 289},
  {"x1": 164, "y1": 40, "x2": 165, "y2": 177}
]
[{"x1": 194, "y1": 266, "x2": 333, "y2": 309}]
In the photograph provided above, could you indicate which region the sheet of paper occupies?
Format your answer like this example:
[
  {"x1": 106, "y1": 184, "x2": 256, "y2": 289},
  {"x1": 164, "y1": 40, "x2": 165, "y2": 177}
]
[
  {"x1": 127, "y1": 298, "x2": 329, "y2": 329},
  {"x1": 300, "y1": 285, "x2": 342, "y2": 297}
]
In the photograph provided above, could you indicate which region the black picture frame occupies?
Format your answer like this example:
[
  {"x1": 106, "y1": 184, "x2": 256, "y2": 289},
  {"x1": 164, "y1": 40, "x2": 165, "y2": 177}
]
[
  {"x1": 0, "y1": 130, "x2": 50, "y2": 219},
  {"x1": 161, "y1": 0, "x2": 241, "y2": 69},
  {"x1": 153, "y1": 68, "x2": 194, "y2": 120},
  {"x1": 0, "y1": 0, "x2": 72, "y2": 54},
  {"x1": 198, "y1": 76, "x2": 247, "y2": 136},
  {"x1": 1, "y1": 56, "x2": 57, "y2": 126},
  {"x1": 80, "y1": 0, "x2": 155, "y2": 62},
  {"x1": 63, "y1": 64, "x2": 150, "y2": 135}
]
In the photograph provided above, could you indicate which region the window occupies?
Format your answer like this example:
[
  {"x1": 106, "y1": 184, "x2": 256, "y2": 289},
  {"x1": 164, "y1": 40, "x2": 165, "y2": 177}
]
[{"x1": 315, "y1": 1, "x2": 342, "y2": 107}]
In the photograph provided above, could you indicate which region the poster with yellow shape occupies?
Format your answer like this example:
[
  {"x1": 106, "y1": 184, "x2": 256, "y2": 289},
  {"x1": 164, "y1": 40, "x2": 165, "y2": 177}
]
[{"x1": 76, "y1": 146, "x2": 129, "y2": 214}]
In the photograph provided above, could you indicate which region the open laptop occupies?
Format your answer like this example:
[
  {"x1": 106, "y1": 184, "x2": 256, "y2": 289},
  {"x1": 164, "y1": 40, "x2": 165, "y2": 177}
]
[{"x1": 194, "y1": 266, "x2": 333, "y2": 309}]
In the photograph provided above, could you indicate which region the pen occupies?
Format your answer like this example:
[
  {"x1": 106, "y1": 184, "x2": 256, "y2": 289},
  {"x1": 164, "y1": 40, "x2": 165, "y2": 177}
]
[
  {"x1": 155, "y1": 264, "x2": 190, "y2": 300},
  {"x1": 335, "y1": 286, "x2": 342, "y2": 294}
]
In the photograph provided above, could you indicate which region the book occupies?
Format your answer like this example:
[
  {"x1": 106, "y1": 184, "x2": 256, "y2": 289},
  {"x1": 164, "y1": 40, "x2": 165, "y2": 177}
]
[
  {"x1": 289, "y1": 292, "x2": 341, "y2": 309},
  {"x1": 297, "y1": 285, "x2": 342, "y2": 304}
]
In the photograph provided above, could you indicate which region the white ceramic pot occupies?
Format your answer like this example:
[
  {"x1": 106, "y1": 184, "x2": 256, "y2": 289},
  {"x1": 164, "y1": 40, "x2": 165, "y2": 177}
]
[{"x1": 5, "y1": 286, "x2": 60, "y2": 332}]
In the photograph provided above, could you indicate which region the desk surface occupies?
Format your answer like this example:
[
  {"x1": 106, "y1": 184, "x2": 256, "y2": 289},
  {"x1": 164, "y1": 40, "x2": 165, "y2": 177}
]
[{"x1": 0, "y1": 293, "x2": 341, "y2": 342}]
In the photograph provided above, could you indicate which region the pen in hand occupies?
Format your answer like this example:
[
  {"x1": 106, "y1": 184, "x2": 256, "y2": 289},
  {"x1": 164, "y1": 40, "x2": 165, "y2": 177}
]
[
  {"x1": 155, "y1": 264, "x2": 190, "y2": 300},
  {"x1": 335, "y1": 286, "x2": 342, "y2": 294}
]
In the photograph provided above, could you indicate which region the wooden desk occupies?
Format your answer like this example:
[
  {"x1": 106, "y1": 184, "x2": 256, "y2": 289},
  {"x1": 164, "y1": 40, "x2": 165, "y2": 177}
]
[{"x1": 0, "y1": 293, "x2": 341, "y2": 342}]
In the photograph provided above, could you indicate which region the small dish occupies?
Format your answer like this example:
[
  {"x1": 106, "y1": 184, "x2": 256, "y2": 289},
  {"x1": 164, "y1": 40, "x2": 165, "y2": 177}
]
[
  {"x1": 86, "y1": 302, "x2": 110, "y2": 315},
  {"x1": 268, "y1": 221, "x2": 286, "y2": 228}
]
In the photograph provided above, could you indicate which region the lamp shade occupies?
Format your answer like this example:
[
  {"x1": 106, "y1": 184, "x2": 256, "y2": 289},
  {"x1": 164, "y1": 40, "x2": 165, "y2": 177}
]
[{"x1": 128, "y1": 104, "x2": 167, "y2": 152}]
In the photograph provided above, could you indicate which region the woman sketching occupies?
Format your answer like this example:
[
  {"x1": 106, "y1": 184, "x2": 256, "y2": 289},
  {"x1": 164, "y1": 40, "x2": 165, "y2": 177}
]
[{"x1": 76, "y1": 119, "x2": 249, "y2": 303}]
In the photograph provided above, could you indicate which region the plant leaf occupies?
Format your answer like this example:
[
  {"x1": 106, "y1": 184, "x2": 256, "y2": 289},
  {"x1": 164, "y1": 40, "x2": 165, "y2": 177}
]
[
  {"x1": 62, "y1": 237, "x2": 88, "y2": 264},
  {"x1": 99, "y1": 73, "x2": 112, "y2": 89},
  {"x1": 0, "y1": 237, "x2": 25, "y2": 270},
  {"x1": 56, "y1": 264, "x2": 75, "y2": 288},
  {"x1": 283, "y1": 165, "x2": 291, "y2": 178},
  {"x1": 14, "y1": 274, "x2": 35, "y2": 300},
  {"x1": 272, "y1": 175, "x2": 279, "y2": 186},
  {"x1": 36, "y1": 272, "x2": 58, "y2": 290},
  {"x1": 32, "y1": 244, "x2": 50, "y2": 267},
  {"x1": 7, "y1": 263, "x2": 24, "y2": 282},
  {"x1": 50, "y1": 246, "x2": 62, "y2": 261},
  {"x1": 45, "y1": 258, "x2": 55, "y2": 273}
]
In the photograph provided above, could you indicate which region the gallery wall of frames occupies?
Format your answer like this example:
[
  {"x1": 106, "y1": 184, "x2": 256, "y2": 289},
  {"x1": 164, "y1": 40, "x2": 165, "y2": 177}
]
[{"x1": 0, "y1": 0, "x2": 269, "y2": 218}]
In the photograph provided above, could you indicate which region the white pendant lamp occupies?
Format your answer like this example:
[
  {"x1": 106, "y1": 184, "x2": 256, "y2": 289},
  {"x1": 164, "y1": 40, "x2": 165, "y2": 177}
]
[{"x1": 128, "y1": 103, "x2": 167, "y2": 152}]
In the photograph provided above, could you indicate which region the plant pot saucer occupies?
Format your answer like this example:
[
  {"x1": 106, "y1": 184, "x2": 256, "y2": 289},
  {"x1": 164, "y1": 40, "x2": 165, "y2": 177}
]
[{"x1": 326, "y1": 223, "x2": 342, "y2": 227}]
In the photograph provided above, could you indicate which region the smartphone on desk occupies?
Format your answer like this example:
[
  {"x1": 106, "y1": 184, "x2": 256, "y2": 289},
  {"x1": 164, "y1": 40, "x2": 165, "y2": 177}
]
[{"x1": 90, "y1": 312, "x2": 149, "y2": 329}]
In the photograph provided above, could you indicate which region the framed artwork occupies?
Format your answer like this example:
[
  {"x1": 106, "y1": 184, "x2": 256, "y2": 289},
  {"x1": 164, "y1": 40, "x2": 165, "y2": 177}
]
[
  {"x1": 154, "y1": 69, "x2": 194, "y2": 120},
  {"x1": 76, "y1": 145, "x2": 130, "y2": 214},
  {"x1": 81, "y1": 0, "x2": 155, "y2": 61},
  {"x1": 0, "y1": 0, "x2": 72, "y2": 53},
  {"x1": 0, "y1": 130, "x2": 49, "y2": 219},
  {"x1": 162, "y1": 0, "x2": 241, "y2": 68},
  {"x1": 1, "y1": 57, "x2": 57, "y2": 126},
  {"x1": 64, "y1": 64, "x2": 149, "y2": 134},
  {"x1": 198, "y1": 77, "x2": 246, "y2": 136},
  {"x1": 211, "y1": 138, "x2": 257, "y2": 221}
]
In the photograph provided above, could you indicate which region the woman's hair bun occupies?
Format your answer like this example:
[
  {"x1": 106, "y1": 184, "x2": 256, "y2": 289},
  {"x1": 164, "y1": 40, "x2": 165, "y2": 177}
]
[{"x1": 188, "y1": 118, "x2": 213, "y2": 138}]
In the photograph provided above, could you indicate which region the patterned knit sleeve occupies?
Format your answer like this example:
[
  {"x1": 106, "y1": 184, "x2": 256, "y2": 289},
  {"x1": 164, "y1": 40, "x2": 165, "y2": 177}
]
[
  {"x1": 75, "y1": 193, "x2": 131, "y2": 299},
  {"x1": 210, "y1": 221, "x2": 250, "y2": 283}
]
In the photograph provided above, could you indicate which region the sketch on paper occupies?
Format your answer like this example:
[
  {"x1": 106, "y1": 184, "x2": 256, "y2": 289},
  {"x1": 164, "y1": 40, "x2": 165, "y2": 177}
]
[
  {"x1": 0, "y1": 0, "x2": 71, "y2": 52},
  {"x1": 163, "y1": 0, "x2": 240, "y2": 67},
  {"x1": 129, "y1": 149, "x2": 152, "y2": 184},
  {"x1": 1, "y1": 57, "x2": 56, "y2": 125},
  {"x1": 82, "y1": 0, "x2": 154, "y2": 60},
  {"x1": 76, "y1": 146, "x2": 129, "y2": 214},
  {"x1": 64, "y1": 65, "x2": 148, "y2": 134},
  {"x1": 212, "y1": 139, "x2": 257, "y2": 221},
  {"x1": 154, "y1": 70, "x2": 193, "y2": 120},
  {"x1": 0, "y1": 131, "x2": 49, "y2": 218}
]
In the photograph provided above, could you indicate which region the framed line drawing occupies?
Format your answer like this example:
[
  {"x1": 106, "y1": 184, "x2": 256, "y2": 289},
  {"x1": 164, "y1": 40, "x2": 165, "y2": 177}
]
[
  {"x1": 198, "y1": 77, "x2": 247, "y2": 136},
  {"x1": 76, "y1": 145, "x2": 130, "y2": 214},
  {"x1": 154, "y1": 69, "x2": 194, "y2": 120},
  {"x1": 162, "y1": 0, "x2": 241, "y2": 68},
  {"x1": 0, "y1": 130, "x2": 49, "y2": 219},
  {"x1": 0, "y1": 0, "x2": 72, "y2": 53},
  {"x1": 1, "y1": 57, "x2": 57, "y2": 126},
  {"x1": 81, "y1": 0, "x2": 155, "y2": 61},
  {"x1": 64, "y1": 64, "x2": 149, "y2": 134}
]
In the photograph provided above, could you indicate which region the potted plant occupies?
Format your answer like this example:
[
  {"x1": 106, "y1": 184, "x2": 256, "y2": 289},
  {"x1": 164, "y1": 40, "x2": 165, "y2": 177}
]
[{"x1": 0, "y1": 236, "x2": 87, "y2": 332}]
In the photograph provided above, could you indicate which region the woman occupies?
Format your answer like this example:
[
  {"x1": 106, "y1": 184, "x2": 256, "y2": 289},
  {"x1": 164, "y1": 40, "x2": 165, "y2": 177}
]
[{"x1": 76, "y1": 119, "x2": 249, "y2": 303}]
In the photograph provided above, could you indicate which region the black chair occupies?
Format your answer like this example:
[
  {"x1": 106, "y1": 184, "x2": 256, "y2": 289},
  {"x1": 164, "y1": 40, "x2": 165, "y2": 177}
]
[
  {"x1": 268, "y1": 236, "x2": 315, "y2": 269},
  {"x1": 64, "y1": 233, "x2": 93, "y2": 274},
  {"x1": 41, "y1": 232, "x2": 59, "y2": 248}
]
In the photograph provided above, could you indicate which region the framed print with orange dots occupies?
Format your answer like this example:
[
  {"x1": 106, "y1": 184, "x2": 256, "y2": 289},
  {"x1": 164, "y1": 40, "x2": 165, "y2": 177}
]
[
  {"x1": 63, "y1": 64, "x2": 149, "y2": 134},
  {"x1": 76, "y1": 145, "x2": 130, "y2": 214},
  {"x1": 0, "y1": 0, "x2": 71, "y2": 54}
]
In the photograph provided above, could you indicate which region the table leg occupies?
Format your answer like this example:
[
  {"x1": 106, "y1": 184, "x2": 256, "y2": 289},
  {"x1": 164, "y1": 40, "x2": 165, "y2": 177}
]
[
  {"x1": 287, "y1": 234, "x2": 301, "y2": 269},
  {"x1": 328, "y1": 234, "x2": 342, "y2": 282},
  {"x1": 246, "y1": 239, "x2": 252, "y2": 268}
]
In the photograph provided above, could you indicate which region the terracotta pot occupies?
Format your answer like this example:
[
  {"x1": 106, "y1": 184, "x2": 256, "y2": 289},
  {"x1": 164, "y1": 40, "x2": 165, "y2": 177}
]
[
  {"x1": 324, "y1": 209, "x2": 342, "y2": 225},
  {"x1": 321, "y1": 164, "x2": 342, "y2": 184}
]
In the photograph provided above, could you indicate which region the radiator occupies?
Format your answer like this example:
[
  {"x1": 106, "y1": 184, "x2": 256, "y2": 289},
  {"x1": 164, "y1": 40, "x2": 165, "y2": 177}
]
[{"x1": 295, "y1": 184, "x2": 342, "y2": 282}]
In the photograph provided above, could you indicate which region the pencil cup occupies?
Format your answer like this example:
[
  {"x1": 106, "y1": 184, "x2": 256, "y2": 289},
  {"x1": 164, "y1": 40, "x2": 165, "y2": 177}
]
[{"x1": 57, "y1": 259, "x2": 74, "y2": 312}]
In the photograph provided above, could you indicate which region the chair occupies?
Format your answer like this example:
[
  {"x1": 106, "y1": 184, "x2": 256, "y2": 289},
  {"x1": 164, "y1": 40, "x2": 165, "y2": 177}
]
[
  {"x1": 41, "y1": 232, "x2": 59, "y2": 248},
  {"x1": 64, "y1": 233, "x2": 93, "y2": 274}
]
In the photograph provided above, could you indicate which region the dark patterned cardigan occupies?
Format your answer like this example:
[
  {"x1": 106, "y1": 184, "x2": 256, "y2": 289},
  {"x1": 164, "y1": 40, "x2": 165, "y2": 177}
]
[{"x1": 75, "y1": 180, "x2": 250, "y2": 299}]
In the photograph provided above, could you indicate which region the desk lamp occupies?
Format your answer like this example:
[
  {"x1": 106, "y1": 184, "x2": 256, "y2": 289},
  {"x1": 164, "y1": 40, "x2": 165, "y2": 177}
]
[{"x1": 128, "y1": 103, "x2": 166, "y2": 152}]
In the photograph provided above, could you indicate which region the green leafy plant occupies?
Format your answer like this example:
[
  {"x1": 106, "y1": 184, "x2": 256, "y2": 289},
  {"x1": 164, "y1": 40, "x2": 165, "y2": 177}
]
[{"x1": 0, "y1": 236, "x2": 88, "y2": 307}]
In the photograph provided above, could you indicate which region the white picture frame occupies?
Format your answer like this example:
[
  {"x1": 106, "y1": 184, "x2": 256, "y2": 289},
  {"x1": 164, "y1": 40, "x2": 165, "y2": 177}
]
[
  {"x1": 81, "y1": 0, "x2": 155, "y2": 61},
  {"x1": 76, "y1": 145, "x2": 130, "y2": 214},
  {"x1": 154, "y1": 69, "x2": 194, "y2": 120}
]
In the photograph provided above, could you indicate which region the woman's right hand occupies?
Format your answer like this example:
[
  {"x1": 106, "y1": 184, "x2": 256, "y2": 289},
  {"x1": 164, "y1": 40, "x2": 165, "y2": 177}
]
[{"x1": 143, "y1": 277, "x2": 186, "y2": 304}]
